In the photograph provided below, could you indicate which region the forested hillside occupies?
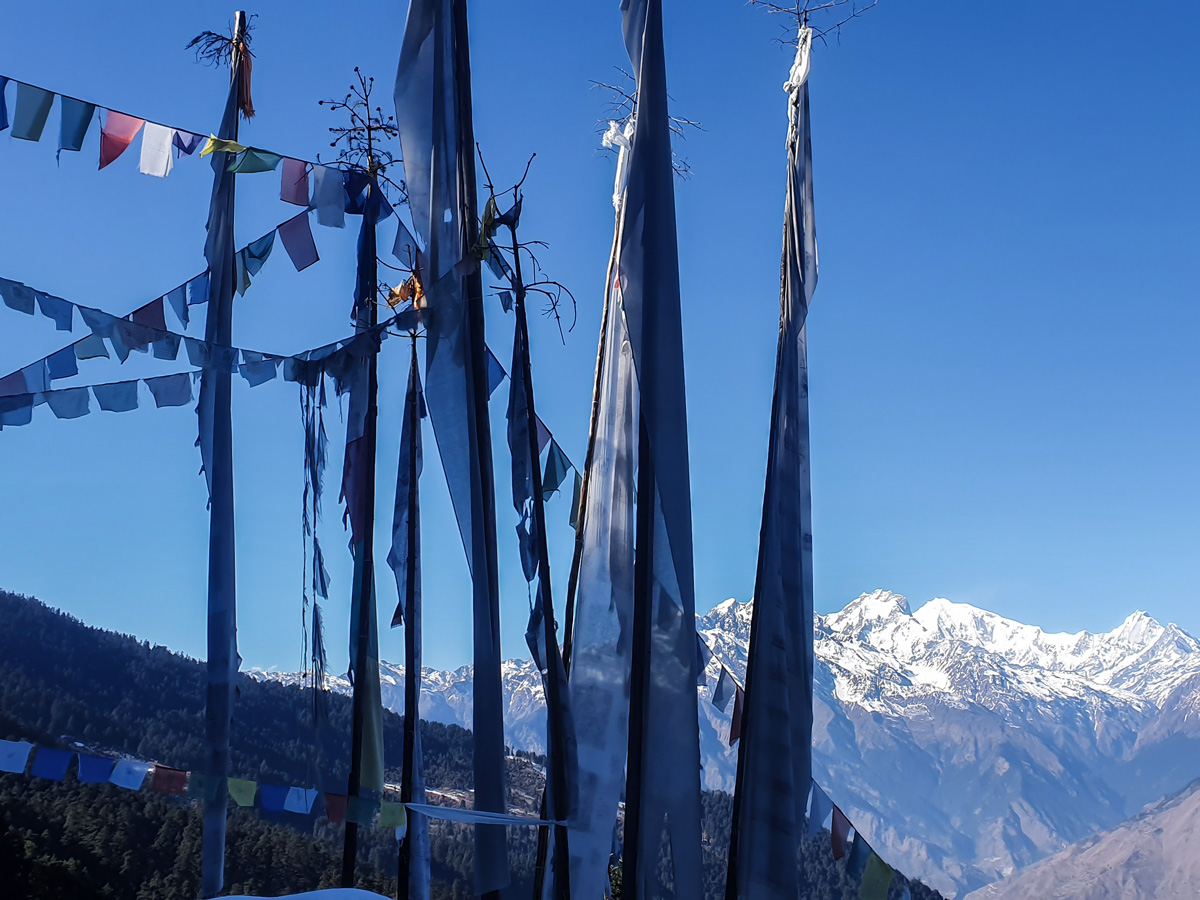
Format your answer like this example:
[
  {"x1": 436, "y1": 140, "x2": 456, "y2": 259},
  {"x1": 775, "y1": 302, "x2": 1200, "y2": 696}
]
[{"x1": 0, "y1": 590, "x2": 942, "y2": 899}]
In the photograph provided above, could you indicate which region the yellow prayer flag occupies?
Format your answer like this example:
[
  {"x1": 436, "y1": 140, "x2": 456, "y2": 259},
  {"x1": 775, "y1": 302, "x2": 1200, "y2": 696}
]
[{"x1": 200, "y1": 135, "x2": 248, "y2": 157}]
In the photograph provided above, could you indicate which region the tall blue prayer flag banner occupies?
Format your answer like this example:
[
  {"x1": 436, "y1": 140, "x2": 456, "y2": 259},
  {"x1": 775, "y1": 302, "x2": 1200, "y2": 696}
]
[
  {"x1": 197, "y1": 43, "x2": 245, "y2": 899},
  {"x1": 607, "y1": 1, "x2": 704, "y2": 897},
  {"x1": 725, "y1": 26, "x2": 819, "y2": 900},
  {"x1": 386, "y1": 345, "x2": 431, "y2": 900},
  {"x1": 395, "y1": 1, "x2": 509, "y2": 893}
]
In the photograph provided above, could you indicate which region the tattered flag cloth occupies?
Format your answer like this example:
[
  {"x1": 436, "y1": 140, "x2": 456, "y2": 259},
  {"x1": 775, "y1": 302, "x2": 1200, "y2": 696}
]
[
  {"x1": 395, "y1": 0, "x2": 508, "y2": 894},
  {"x1": 59, "y1": 98, "x2": 96, "y2": 155},
  {"x1": 725, "y1": 24, "x2": 819, "y2": 900}
]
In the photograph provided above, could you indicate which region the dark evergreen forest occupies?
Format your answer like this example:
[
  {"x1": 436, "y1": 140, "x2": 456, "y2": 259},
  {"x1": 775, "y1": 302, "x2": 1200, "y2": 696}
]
[{"x1": 0, "y1": 590, "x2": 942, "y2": 899}]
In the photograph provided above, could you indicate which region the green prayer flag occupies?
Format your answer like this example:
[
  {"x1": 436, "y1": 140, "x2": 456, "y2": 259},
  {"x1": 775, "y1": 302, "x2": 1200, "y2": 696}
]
[
  {"x1": 569, "y1": 470, "x2": 583, "y2": 531},
  {"x1": 228, "y1": 148, "x2": 284, "y2": 173},
  {"x1": 235, "y1": 231, "x2": 276, "y2": 295},
  {"x1": 227, "y1": 777, "x2": 258, "y2": 807},
  {"x1": 542, "y1": 440, "x2": 571, "y2": 497},
  {"x1": 379, "y1": 800, "x2": 407, "y2": 828},
  {"x1": 859, "y1": 852, "x2": 893, "y2": 900}
]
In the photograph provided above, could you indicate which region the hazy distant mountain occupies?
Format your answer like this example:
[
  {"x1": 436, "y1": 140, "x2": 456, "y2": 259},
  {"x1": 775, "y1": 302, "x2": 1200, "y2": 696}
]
[
  {"x1": 966, "y1": 778, "x2": 1200, "y2": 900},
  {"x1": 253, "y1": 590, "x2": 1200, "y2": 898}
]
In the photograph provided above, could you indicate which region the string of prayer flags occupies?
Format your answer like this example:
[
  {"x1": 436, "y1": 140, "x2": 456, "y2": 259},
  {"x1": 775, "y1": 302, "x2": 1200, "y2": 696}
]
[
  {"x1": 280, "y1": 157, "x2": 309, "y2": 205},
  {"x1": 831, "y1": 806, "x2": 851, "y2": 860},
  {"x1": 150, "y1": 765, "x2": 189, "y2": 795},
  {"x1": 109, "y1": 759, "x2": 151, "y2": 791},
  {"x1": 30, "y1": 747, "x2": 72, "y2": 781},
  {"x1": 59, "y1": 98, "x2": 96, "y2": 155},
  {"x1": 139, "y1": 122, "x2": 176, "y2": 177},
  {"x1": 77, "y1": 753, "x2": 115, "y2": 784},
  {"x1": 228, "y1": 778, "x2": 258, "y2": 807},
  {"x1": 277, "y1": 212, "x2": 319, "y2": 272},
  {"x1": 11, "y1": 83, "x2": 54, "y2": 141},
  {"x1": 99, "y1": 111, "x2": 144, "y2": 169},
  {"x1": 860, "y1": 852, "x2": 894, "y2": 900}
]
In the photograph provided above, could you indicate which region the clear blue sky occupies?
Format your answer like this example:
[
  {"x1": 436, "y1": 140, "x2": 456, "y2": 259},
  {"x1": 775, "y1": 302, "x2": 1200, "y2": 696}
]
[{"x1": 1, "y1": 1, "x2": 1197, "y2": 674}]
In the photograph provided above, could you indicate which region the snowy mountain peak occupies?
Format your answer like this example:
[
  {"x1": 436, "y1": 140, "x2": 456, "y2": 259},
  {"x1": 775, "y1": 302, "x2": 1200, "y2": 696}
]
[
  {"x1": 1111, "y1": 609, "x2": 1164, "y2": 648},
  {"x1": 824, "y1": 590, "x2": 910, "y2": 633}
]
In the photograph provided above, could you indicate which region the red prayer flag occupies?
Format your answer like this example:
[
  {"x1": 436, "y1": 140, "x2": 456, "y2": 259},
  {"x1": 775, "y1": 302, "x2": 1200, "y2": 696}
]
[
  {"x1": 728, "y1": 685, "x2": 745, "y2": 746},
  {"x1": 281, "y1": 157, "x2": 309, "y2": 206},
  {"x1": 324, "y1": 792, "x2": 348, "y2": 823},
  {"x1": 831, "y1": 806, "x2": 851, "y2": 860},
  {"x1": 149, "y1": 765, "x2": 189, "y2": 796},
  {"x1": 99, "y1": 111, "x2": 145, "y2": 169},
  {"x1": 131, "y1": 298, "x2": 166, "y2": 332}
]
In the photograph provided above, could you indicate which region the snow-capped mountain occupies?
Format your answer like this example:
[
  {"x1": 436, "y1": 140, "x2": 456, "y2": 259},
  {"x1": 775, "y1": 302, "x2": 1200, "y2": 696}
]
[{"x1": 253, "y1": 590, "x2": 1200, "y2": 899}]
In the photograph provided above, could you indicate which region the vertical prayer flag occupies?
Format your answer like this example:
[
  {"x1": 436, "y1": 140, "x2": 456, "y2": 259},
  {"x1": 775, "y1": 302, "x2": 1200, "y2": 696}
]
[
  {"x1": 281, "y1": 157, "x2": 309, "y2": 205},
  {"x1": 139, "y1": 123, "x2": 176, "y2": 177},
  {"x1": 58, "y1": 98, "x2": 96, "y2": 154},
  {"x1": 99, "y1": 111, "x2": 145, "y2": 169},
  {"x1": 725, "y1": 25, "x2": 819, "y2": 900},
  {"x1": 11, "y1": 83, "x2": 54, "y2": 141}
]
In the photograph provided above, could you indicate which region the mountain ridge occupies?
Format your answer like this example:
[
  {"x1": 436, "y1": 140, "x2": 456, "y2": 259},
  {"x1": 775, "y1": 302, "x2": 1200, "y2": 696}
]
[{"x1": 255, "y1": 589, "x2": 1200, "y2": 898}]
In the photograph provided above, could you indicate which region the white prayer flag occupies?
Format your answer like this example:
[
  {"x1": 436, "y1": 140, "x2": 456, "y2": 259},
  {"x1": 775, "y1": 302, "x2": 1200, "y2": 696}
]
[{"x1": 139, "y1": 123, "x2": 176, "y2": 178}]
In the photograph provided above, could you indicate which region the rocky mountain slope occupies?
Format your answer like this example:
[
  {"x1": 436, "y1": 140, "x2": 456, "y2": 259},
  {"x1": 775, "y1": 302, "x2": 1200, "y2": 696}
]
[
  {"x1": 255, "y1": 590, "x2": 1200, "y2": 898},
  {"x1": 966, "y1": 778, "x2": 1200, "y2": 900}
]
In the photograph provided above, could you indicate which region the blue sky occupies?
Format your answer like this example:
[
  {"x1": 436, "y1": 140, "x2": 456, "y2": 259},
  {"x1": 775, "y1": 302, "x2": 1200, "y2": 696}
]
[{"x1": 1, "y1": 1, "x2": 1197, "y2": 674}]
